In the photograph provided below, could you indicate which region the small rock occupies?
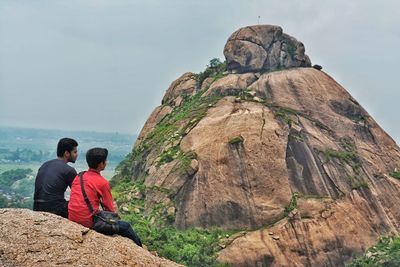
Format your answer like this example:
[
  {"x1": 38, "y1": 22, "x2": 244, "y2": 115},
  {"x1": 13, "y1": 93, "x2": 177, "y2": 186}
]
[
  {"x1": 366, "y1": 251, "x2": 373, "y2": 258},
  {"x1": 150, "y1": 251, "x2": 159, "y2": 257},
  {"x1": 248, "y1": 91, "x2": 257, "y2": 97},
  {"x1": 122, "y1": 206, "x2": 129, "y2": 212},
  {"x1": 321, "y1": 210, "x2": 333, "y2": 219},
  {"x1": 162, "y1": 198, "x2": 171, "y2": 205},
  {"x1": 253, "y1": 96, "x2": 264, "y2": 102},
  {"x1": 291, "y1": 124, "x2": 302, "y2": 133},
  {"x1": 190, "y1": 159, "x2": 199, "y2": 172},
  {"x1": 288, "y1": 208, "x2": 299, "y2": 219},
  {"x1": 174, "y1": 96, "x2": 183, "y2": 107},
  {"x1": 133, "y1": 208, "x2": 140, "y2": 213},
  {"x1": 268, "y1": 232, "x2": 274, "y2": 235},
  {"x1": 312, "y1": 64, "x2": 323, "y2": 70},
  {"x1": 184, "y1": 127, "x2": 192, "y2": 135},
  {"x1": 234, "y1": 97, "x2": 242, "y2": 103},
  {"x1": 167, "y1": 207, "x2": 175, "y2": 217},
  {"x1": 272, "y1": 236, "x2": 280, "y2": 240}
]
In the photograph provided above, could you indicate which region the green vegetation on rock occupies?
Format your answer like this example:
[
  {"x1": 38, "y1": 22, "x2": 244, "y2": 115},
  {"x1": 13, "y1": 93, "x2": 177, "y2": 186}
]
[
  {"x1": 112, "y1": 84, "x2": 222, "y2": 185},
  {"x1": 347, "y1": 236, "x2": 400, "y2": 267},
  {"x1": 228, "y1": 136, "x2": 243, "y2": 145},
  {"x1": 284, "y1": 192, "x2": 299, "y2": 217},
  {"x1": 194, "y1": 58, "x2": 227, "y2": 86},
  {"x1": 322, "y1": 137, "x2": 369, "y2": 190},
  {"x1": 389, "y1": 170, "x2": 400, "y2": 179},
  {"x1": 111, "y1": 178, "x2": 235, "y2": 266}
]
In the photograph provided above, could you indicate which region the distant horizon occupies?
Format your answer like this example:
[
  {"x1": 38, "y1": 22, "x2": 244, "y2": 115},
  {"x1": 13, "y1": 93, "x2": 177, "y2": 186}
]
[{"x1": 0, "y1": 124, "x2": 136, "y2": 136}]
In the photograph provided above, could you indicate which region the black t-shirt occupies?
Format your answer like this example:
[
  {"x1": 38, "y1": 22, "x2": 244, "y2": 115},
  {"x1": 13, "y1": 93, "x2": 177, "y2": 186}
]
[{"x1": 33, "y1": 159, "x2": 77, "y2": 205}]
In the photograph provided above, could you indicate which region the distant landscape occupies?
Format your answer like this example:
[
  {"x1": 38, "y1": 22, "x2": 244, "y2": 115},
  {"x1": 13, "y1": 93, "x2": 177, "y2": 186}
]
[{"x1": 0, "y1": 126, "x2": 136, "y2": 209}]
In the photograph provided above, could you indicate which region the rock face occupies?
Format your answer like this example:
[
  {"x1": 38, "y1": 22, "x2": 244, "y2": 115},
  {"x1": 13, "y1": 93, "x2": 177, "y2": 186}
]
[
  {"x1": 224, "y1": 25, "x2": 311, "y2": 73},
  {"x1": 0, "y1": 209, "x2": 181, "y2": 267},
  {"x1": 117, "y1": 25, "x2": 400, "y2": 266}
]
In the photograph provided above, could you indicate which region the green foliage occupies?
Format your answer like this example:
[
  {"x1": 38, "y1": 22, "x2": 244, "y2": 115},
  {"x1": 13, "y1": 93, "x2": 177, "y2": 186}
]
[
  {"x1": 350, "y1": 182, "x2": 369, "y2": 190},
  {"x1": 0, "y1": 168, "x2": 34, "y2": 208},
  {"x1": 228, "y1": 136, "x2": 243, "y2": 145},
  {"x1": 288, "y1": 132, "x2": 304, "y2": 142},
  {"x1": 322, "y1": 137, "x2": 369, "y2": 190},
  {"x1": 111, "y1": 179, "x2": 235, "y2": 266},
  {"x1": 389, "y1": 170, "x2": 400, "y2": 179},
  {"x1": 194, "y1": 58, "x2": 227, "y2": 86},
  {"x1": 323, "y1": 149, "x2": 360, "y2": 169},
  {"x1": 284, "y1": 192, "x2": 299, "y2": 217},
  {"x1": 323, "y1": 137, "x2": 361, "y2": 172},
  {"x1": 266, "y1": 104, "x2": 299, "y2": 126},
  {"x1": 125, "y1": 223, "x2": 233, "y2": 266},
  {"x1": 0, "y1": 168, "x2": 33, "y2": 189},
  {"x1": 347, "y1": 236, "x2": 400, "y2": 267},
  {"x1": 111, "y1": 87, "x2": 221, "y2": 185}
]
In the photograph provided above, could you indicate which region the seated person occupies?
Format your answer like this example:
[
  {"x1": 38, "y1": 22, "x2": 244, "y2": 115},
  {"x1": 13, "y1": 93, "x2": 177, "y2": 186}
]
[
  {"x1": 68, "y1": 147, "x2": 142, "y2": 247},
  {"x1": 33, "y1": 138, "x2": 78, "y2": 218}
]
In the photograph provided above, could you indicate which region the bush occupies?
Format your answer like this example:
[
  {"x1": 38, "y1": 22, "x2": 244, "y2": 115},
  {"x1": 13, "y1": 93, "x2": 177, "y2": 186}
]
[
  {"x1": 194, "y1": 58, "x2": 227, "y2": 86},
  {"x1": 347, "y1": 236, "x2": 400, "y2": 266}
]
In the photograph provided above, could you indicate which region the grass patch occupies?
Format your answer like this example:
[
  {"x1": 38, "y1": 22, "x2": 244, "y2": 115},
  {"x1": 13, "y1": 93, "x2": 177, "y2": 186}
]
[
  {"x1": 228, "y1": 136, "x2": 243, "y2": 145},
  {"x1": 389, "y1": 170, "x2": 400, "y2": 179},
  {"x1": 351, "y1": 182, "x2": 369, "y2": 190},
  {"x1": 323, "y1": 137, "x2": 361, "y2": 173},
  {"x1": 321, "y1": 137, "x2": 369, "y2": 190}
]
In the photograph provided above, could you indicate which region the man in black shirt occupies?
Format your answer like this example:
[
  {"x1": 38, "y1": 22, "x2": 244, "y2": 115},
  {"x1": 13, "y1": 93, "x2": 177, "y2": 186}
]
[{"x1": 33, "y1": 138, "x2": 78, "y2": 218}]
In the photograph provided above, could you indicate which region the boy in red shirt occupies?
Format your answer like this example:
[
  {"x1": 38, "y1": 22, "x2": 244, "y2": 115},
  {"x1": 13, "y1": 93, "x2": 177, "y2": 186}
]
[{"x1": 68, "y1": 147, "x2": 142, "y2": 247}]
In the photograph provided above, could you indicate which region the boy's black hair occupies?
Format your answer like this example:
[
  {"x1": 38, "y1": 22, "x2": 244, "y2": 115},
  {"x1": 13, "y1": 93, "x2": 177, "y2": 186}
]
[
  {"x1": 86, "y1": 148, "x2": 108, "y2": 169},
  {"x1": 57, "y1": 138, "x2": 78, "y2": 157}
]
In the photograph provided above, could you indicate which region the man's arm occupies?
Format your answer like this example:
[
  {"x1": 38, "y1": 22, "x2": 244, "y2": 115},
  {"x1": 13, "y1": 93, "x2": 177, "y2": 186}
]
[
  {"x1": 99, "y1": 181, "x2": 116, "y2": 212},
  {"x1": 67, "y1": 169, "x2": 78, "y2": 188}
]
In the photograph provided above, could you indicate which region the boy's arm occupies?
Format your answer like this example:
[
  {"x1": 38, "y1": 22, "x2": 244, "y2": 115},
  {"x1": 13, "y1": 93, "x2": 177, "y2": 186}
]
[{"x1": 99, "y1": 181, "x2": 116, "y2": 212}]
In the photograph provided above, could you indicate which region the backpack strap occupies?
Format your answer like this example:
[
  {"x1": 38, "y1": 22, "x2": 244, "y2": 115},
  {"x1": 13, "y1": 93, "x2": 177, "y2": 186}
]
[{"x1": 79, "y1": 171, "x2": 95, "y2": 214}]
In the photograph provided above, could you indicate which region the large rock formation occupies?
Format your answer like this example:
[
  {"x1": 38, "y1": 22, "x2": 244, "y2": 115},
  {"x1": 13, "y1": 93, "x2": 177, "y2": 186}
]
[
  {"x1": 0, "y1": 209, "x2": 181, "y2": 267},
  {"x1": 115, "y1": 25, "x2": 400, "y2": 266},
  {"x1": 224, "y1": 25, "x2": 311, "y2": 73}
]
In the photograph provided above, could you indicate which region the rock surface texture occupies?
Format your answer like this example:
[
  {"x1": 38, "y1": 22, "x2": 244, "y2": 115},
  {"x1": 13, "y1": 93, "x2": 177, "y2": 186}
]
[
  {"x1": 0, "y1": 209, "x2": 181, "y2": 267},
  {"x1": 224, "y1": 25, "x2": 311, "y2": 73},
  {"x1": 116, "y1": 25, "x2": 400, "y2": 266}
]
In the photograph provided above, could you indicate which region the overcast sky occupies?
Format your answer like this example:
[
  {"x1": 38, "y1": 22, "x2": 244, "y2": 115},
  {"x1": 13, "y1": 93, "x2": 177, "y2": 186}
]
[{"x1": 1, "y1": 1, "x2": 399, "y2": 143}]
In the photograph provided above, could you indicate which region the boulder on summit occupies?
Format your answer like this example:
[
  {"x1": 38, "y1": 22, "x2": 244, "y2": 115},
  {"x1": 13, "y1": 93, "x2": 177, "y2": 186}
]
[{"x1": 224, "y1": 25, "x2": 312, "y2": 73}]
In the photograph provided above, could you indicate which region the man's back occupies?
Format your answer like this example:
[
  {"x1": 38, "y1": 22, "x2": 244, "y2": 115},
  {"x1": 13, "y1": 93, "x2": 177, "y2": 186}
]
[
  {"x1": 68, "y1": 169, "x2": 115, "y2": 228},
  {"x1": 33, "y1": 158, "x2": 77, "y2": 217}
]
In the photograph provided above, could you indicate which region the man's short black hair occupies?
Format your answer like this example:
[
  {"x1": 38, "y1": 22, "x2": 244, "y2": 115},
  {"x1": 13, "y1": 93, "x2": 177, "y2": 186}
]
[
  {"x1": 57, "y1": 138, "x2": 78, "y2": 157},
  {"x1": 86, "y1": 148, "x2": 108, "y2": 169}
]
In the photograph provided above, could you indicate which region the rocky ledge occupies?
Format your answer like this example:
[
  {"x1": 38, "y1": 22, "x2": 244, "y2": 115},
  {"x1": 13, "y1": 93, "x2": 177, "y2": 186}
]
[{"x1": 0, "y1": 208, "x2": 181, "y2": 267}]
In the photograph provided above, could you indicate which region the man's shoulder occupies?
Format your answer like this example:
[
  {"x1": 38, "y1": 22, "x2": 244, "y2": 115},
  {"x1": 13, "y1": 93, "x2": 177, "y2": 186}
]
[
  {"x1": 89, "y1": 172, "x2": 109, "y2": 185},
  {"x1": 45, "y1": 159, "x2": 76, "y2": 173}
]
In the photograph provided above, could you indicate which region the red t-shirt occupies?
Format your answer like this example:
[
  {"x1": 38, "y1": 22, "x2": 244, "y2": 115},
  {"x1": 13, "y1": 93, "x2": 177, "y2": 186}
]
[{"x1": 68, "y1": 169, "x2": 115, "y2": 228}]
